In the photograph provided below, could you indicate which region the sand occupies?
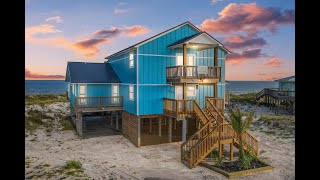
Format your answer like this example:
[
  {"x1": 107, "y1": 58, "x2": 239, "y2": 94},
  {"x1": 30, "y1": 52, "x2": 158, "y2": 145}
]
[{"x1": 25, "y1": 102, "x2": 295, "y2": 179}]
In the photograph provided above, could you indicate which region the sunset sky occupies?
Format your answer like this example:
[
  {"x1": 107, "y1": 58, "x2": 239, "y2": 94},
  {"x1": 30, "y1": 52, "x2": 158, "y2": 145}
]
[{"x1": 25, "y1": 0, "x2": 295, "y2": 81}]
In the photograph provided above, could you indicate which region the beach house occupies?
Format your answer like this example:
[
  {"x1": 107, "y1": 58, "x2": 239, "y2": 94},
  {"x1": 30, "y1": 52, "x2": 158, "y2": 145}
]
[{"x1": 65, "y1": 21, "x2": 259, "y2": 168}]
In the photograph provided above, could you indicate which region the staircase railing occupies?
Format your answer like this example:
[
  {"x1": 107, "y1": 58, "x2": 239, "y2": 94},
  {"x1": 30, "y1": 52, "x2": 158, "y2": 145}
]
[
  {"x1": 193, "y1": 100, "x2": 210, "y2": 125},
  {"x1": 206, "y1": 97, "x2": 225, "y2": 114},
  {"x1": 235, "y1": 131, "x2": 259, "y2": 155},
  {"x1": 205, "y1": 99, "x2": 225, "y2": 124}
]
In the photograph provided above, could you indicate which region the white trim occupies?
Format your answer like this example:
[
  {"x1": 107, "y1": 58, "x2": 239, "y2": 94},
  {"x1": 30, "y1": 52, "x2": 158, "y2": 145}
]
[
  {"x1": 138, "y1": 84, "x2": 171, "y2": 86},
  {"x1": 135, "y1": 22, "x2": 201, "y2": 48},
  {"x1": 139, "y1": 54, "x2": 177, "y2": 58},
  {"x1": 136, "y1": 47, "x2": 139, "y2": 115},
  {"x1": 121, "y1": 83, "x2": 136, "y2": 86},
  {"x1": 196, "y1": 57, "x2": 214, "y2": 59},
  {"x1": 112, "y1": 84, "x2": 119, "y2": 96},
  {"x1": 71, "y1": 83, "x2": 120, "y2": 85},
  {"x1": 108, "y1": 56, "x2": 129, "y2": 63}
]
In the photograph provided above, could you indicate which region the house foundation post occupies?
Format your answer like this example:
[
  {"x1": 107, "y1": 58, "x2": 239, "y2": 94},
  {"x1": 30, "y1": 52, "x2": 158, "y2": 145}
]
[
  {"x1": 182, "y1": 118, "x2": 187, "y2": 143},
  {"x1": 116, "y1": 111, "x2": 119, "y2": 130},
  {"x1": 138, "y1": 117, "x2": 141, "y2": 146},
  {"x1": 158, "y1": 118, "x2": 162, "y2": 137},
  {"x1": 168, "y1": 118, "x2": 172, "y2": 143}
]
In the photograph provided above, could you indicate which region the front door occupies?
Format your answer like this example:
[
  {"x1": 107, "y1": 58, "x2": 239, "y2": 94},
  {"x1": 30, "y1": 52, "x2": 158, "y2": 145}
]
[
  {"x1": 112, "y1": 84, "x2": 119, "y2": 104},
  {"x1": 186, "y1": 55, "x2": 195, "y2": 77},
  {"x1": 175, "y1": 86, "x2": 183, "y2": 112}
]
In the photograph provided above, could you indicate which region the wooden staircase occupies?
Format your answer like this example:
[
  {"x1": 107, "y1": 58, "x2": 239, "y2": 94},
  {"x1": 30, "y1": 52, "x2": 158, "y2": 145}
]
[{"x1": 181, "y1": 98, "x2": 259, "y2": 169}]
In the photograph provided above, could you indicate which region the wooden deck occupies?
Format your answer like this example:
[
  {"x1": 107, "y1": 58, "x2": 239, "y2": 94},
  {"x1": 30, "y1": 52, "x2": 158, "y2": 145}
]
[
  {"x1": 166, "y1": 66, "x2": 221, "y2": 83},
  {"x1": 75, "y1": 96, "x2": 123, "y2": 112},
  {"x1": 256, "y1": 88, "x2": 295, "y2": 114}
]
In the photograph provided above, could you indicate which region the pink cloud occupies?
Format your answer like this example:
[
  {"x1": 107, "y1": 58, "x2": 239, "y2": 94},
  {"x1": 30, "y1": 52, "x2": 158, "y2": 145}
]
[
  {"x1": 199, "y1": 3, "x2": 295, "y2": 35},
  {"x1": 25, "y1": 68, "x2": 64, "y2": 80},
  {"x1": 26, "y1": 24, "x2": 149, "y2": 58},
  {"x1": 257, "y1": 72, "x2": 293, "y2": 81},
  {"x1": 25, "y1": 24, "x2": 62, "y2": 38},
  {"x1": 263, "y1": 57, "x2": 283, "y2": 68},
  {"x1": 224, "y1": 35, "x2": 266, "y2": 50},
  {"x1": 226, "y1": 48, "x2": 265, "y2": 64}
]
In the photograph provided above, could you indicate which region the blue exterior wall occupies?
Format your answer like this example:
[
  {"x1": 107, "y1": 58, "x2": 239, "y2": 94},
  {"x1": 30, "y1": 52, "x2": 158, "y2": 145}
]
[
  {"x1": 120, "y1": 85, "x2": 137, "y2": 114},
  {"x1": 279, "y1": 82, "x2": 295, "y2": 97},
  {"x1": 186, "y1": 85, "x2": 214, "y2": 108}
]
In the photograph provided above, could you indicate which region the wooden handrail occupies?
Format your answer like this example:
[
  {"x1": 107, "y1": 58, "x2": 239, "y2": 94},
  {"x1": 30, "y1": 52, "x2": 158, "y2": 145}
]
[
  {"x1": 205, "y1": 99, "x2": 225, "y2": 124},
  {"x1": 166, "y1": 66, "x2": 221, "y2": 79}
]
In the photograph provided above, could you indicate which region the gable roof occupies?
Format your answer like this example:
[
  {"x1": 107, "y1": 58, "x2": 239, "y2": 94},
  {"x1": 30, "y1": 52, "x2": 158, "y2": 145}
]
[
  {"x1": 105, "y1": 21, "x2": 202, "y2": 59},
  {"x1": 168, "y1": 32, "x2": 231, "y2": 53},
  {"x1": 275, "y1": 75, "x2": 295, "y2": 82},
  {"x1": 65, "y1": 62, "x2": 121, "y2": 83}
]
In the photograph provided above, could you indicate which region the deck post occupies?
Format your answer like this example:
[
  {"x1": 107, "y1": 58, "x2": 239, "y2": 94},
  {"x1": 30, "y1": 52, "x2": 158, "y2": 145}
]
[
  {"x1": 76, "y1": 111, "x2": 83, "y2": 137},
  {"x1": 219, "y1": 143, "x2": 223, "y2": 159},
  {"x1": 110, "y1": 112, "x2": 113, "y2": 127},
  {"x1": 138, "y1": 117, "x2": 141, "y2": 146},
  {"x1": 168, "y1": 118, "x2": 172, "y2": 143},
  {"x1": 182, "y1": 118, "x2": 187, "y2": 143},
  {"x1": 149, "y1": 118, "x2": 152, "y2": 133},
  {"x1": 158, "y1": 118, "x2": 162, "y2": 137},
  {"x1": 116, "y1": 111, "x2": 119, "y2": 130},
  {"x1": 230, "y1": 142, "x2": 234, "y2": 160}
]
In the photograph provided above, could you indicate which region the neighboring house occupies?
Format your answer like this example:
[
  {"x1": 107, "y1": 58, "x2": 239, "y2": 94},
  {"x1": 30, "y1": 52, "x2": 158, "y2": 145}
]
[
  {"x1": 275, "y1": 75, "x2": 295, "y2": 97},
  {"x1": 65, "y1": 21, "x2": 231, "y2": 147}
]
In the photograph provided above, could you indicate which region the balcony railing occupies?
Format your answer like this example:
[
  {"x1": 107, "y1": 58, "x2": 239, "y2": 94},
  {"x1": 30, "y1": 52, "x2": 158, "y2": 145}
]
[
  {"x1": 166, "y1": 66, "x2": 221, "y2": 83},
  {"x1": 75, "y1": 96, "x2": 123, "y2": 111},
  {"x1": 163, "y1": 98, "x2": 194, "y2": 118}
]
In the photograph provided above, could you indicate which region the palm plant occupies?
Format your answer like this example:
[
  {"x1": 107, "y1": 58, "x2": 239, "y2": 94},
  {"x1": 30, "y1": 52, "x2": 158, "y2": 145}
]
[{"x1": 226, "y1": 105, "x2": 255, "y2": 162}]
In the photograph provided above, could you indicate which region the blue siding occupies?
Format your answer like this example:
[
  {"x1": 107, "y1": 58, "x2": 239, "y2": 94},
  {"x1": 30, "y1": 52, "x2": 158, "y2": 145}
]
[
  {"x1": 108, "y1": 50, "x2": 137, "y2": 84},
  {"x1": 120, "y1": 84, "x2": 137, "y2": 114},
  {"x1": 186, "y1": 85, "x2": 214, "y2": 108},
  {"x1": 86, "y1": 84, "x2": 112, "y2": 96},
  {"x1": 138, "y1": 86, "x2": 174, "y2": 115}
]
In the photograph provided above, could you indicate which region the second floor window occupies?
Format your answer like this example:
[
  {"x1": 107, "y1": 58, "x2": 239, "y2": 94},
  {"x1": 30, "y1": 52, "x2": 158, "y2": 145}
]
[
  {"x1": 129, "y1": 85, "x2": 134, "y2": 101},
  {"x1": 129, "y1": 52, "x2": 134, "y2": 68},
  {"x1": 187, "y1": 86, "x2": 196, "y2": 96}
]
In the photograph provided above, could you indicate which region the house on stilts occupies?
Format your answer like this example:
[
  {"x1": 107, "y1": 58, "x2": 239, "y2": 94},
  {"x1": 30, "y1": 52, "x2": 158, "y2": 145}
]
[{"x1": 65, "y1": 21, "x2": 259, "y2": 169}]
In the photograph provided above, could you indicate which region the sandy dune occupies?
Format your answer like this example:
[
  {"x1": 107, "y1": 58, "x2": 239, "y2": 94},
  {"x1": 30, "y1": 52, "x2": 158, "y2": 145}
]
[{"x1": 25, "y1": 102, "x2": 295, "y2": 179}]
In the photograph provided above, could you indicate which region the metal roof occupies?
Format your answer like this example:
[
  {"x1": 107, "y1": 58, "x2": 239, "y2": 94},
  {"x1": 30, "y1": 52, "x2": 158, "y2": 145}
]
[
  {"x1": 105, "y1": 21, "x2": 202, "y2": 59},
  {"x1": 274, "y1": 75, "x2": 295, "y2": 82},
  {"x1": 66, "y1": 62, "x2": 121, "y2": 83}
]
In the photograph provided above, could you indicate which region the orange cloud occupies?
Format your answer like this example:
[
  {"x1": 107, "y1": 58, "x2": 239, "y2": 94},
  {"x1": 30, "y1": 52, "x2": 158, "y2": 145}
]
[
  {"x1": 199, "y1": 3, "x2": 295, "y2": 35},
  {"x1": 257, "y1": 72, "x2": 292, "y2": 81},
  {"x1": 25, "y1": 68, "x2": 64, "y2": 80},
  {"x1": 263, "y1": 57, "x2": 283, "y2": 68},
  {"x1": 25, "y1": 24, "x2": 62, "y2": 39},
  {"x1": 26, "y1": 24, "x2": 149, "y2": 58}
]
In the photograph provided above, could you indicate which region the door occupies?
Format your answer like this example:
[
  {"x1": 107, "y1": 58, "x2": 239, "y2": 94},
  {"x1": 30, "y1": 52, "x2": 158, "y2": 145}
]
[
  {"x1": 186, "y1": 55, "x2": 195, "y2": 77},
  {"x1": 175, "y1": 86, "x2": 183, "y2": 112},
  {"x1": 112, "y1": 84, "x2": 119, "y2": 104}
]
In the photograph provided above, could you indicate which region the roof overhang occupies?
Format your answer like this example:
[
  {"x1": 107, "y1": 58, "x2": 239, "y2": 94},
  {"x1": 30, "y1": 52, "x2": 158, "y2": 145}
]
[{"x1": 168, "y1": 32, "x2": 231, "y2": 53}]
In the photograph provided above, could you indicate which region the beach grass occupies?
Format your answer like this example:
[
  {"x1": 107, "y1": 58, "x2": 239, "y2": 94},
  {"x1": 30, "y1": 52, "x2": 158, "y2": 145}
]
[
  {"x1": 25, "y1": 94, "x2": 67, "y2": 105},
  {"x1": 230, "y1": 93, "x2": 257, "y2": 104},
  {"x1": 25, "y1": 109, "x2": 54, "y2": 132}
]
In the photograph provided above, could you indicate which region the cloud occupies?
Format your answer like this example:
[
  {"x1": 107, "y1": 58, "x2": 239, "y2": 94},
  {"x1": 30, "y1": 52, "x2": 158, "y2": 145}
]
[
  {"x1": 26, "y1": 24, "x2": 149, "y2": 58},
  {"x1": 114, "y1": 8, "x2": 128, "y2": 14},
  {"x1": 226, "y1": 48, "x2": 265, "y2": 64},
  {"x1": 199, "y1": 3, "x2": 295, "y2": 35},
  {"x1": 257, "y1": 72, "x2": 292, "y2": 81},
  {"x1": 25, "y1": 68, "x2": 64, "y2": 80},
  {"x1": 212, "y1": 0, "x2": 225, "y2": 3},
  {"x1": 25, "y1": 24, "x2": 62, "y2": 38},
  {"x1": 118, "y1": 2, "x2": 128, "y2": 6},
  {"x1": 224, "y1": 35, "x2": 267, "y2": 50},
  {"x1": 45, "y1": 16, "x2": 63, "y2": 23},
  {"x1": 263, "y1": 57, "x2": 283, "y2": 68}
]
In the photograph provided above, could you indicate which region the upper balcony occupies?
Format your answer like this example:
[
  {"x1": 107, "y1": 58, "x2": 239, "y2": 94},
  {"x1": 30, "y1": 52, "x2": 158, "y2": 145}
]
[{"x1": 166, "y1": 65, "x2": 221, "y2": 83}]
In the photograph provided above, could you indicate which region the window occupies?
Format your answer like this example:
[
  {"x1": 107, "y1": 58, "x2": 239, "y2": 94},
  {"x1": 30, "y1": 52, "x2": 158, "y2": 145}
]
[
  {"x1": 129, "y1": 52, "x2": 134, "y2": 68},
  {"x1": 186, "y1": 86, "x2": 196, "y2": 96},
  {"x1": 79, "y1": 85, "x2": 86, "y2": 104},
  {"x1": 129, "y1": 85, "x2": 134, "y2": 101},
  {"x1": 72, "y1": 84, "x2": 75, "y2": 95},
  {"x1": 176, "y1": 54, "x2": 183, "y2": 66},
  {"x1": 112, "y1": 84, "x2": 119, "y2": 103}
]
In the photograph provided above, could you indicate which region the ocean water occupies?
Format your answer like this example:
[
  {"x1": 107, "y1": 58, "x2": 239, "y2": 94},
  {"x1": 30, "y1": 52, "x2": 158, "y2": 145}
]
[{"x1": 25, "y1": 80, "x2": 278, "y2": 95}]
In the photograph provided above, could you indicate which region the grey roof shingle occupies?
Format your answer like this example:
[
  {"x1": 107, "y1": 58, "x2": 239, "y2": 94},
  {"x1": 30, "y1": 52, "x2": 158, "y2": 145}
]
[{"x1": 66, "y1": 62, "x2": 121, "y2": 83}]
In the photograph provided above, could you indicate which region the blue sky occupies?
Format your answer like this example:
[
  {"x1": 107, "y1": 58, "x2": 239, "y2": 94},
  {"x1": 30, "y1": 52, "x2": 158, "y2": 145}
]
[{"x1": 25, "y1": 0, "x2": 295, "y2": 80}]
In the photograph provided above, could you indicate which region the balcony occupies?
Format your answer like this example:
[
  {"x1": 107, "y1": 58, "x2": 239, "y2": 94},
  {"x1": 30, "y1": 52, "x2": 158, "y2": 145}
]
[
  {"x1": 75, "y1": 96, "x2": 123, "y2": 112},
  {"x1": 166, "y1": 66, "x2": 221, "y2": 83}
]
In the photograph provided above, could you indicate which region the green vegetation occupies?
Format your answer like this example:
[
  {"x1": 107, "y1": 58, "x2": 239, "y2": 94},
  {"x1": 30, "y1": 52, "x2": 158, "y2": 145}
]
[
  {"x1": 25, "y1": 94, "x2": 67, "y2": 105},
  {"x1": 60, "y1": 160, "x2": 84, "y2": 176},
  {"x1": 226, "y1": 104, "x2": 256, "y2": 169},
  {"x1": 230, "y1": 93, "x2": 257, "y2": 104},
  {"x1": 55, "y1": 113, "x2": 73, "y2": 131},
  {"x1": 25, "y1": 109, "x2": 54, "y2": 132},
  {"x1": 259, "y1": 114, "x2": 292, "y2": 122}
]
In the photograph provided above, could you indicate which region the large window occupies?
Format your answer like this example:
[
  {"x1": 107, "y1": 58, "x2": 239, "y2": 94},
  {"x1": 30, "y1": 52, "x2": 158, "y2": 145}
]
[
  {"x1": 129, "y1": 85, "x2": 134, "y2": 101},
  {"x1": 129, "y1": 52, "x2": 134, "y2": 68},
  {"x1": 186, "y1": 86, "x2": 196, "y2": 96}
]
